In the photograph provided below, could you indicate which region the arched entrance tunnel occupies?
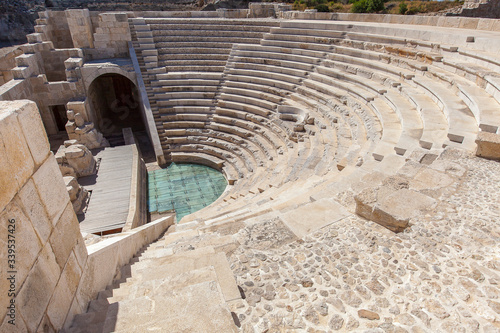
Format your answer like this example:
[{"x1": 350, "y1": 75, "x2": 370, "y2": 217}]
[{"x1": 88, "y1": 73, "x2": 148, "y2": 147}]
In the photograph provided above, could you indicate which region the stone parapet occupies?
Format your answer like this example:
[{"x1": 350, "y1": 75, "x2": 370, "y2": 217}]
[{"x1": 0, "y1": 100, "x2": 87, "y2": 332}]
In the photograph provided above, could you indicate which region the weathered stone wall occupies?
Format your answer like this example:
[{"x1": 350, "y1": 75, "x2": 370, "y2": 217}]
[
  {"x1": 38, "y1": 11, "x2": 73, "y2": 49},
  {"x1": 0, "y1": 100, "x2": 87, "y2": 332},
  {"x1": 66, "y1": 9, "x2": 94, "y2": 49},
  {"x1": 40, "y1": 49, "x2": 77, "y2": 82},
  {"x1": 0, "y1": 47, "x2": 23, "y2": 86},
  {"x1": 457, "y1": 0, "x2": 500, "y2": 18},
  {"x1": 248, "y1": 3, "x2": 292, "y2": 18},
  {"x1": 86, "y1": 12, "x2": 132, "y2": 60}
]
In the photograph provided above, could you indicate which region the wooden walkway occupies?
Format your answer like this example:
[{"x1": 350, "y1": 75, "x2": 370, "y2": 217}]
[{"x1": 79, "y1": 145, "x2": 133, "y2": 234}]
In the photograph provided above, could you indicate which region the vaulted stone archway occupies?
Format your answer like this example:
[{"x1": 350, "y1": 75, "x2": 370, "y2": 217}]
[{"x1": 87, "y1": 73, "x2": 145, "y2": 143}]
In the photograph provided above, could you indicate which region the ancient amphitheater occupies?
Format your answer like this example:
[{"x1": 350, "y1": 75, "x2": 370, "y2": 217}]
[{"x1": 0, "y1": 3, "x2": 500, "y2": 332}]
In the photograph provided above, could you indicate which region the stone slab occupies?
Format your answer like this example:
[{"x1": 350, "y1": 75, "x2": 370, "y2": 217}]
[
  {"x1": 476, "y1": 131, "x2": 500, "y2": 160},
  {"x1": 281, "y1": 198, "x2": 350, "y2": 238}
]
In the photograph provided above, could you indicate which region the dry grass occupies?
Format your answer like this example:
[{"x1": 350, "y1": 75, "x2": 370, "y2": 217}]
[{"x1": 291, "y1": 0, "x2": 463, "y2": 14}]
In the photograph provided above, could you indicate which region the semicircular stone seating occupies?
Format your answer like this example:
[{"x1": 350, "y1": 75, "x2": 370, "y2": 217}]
[
  {"x1": 66, "y1": 15, "x2": 500, "y2": 332},
  {"x1": 129, "y1": 16, "x2": 500, "y2": 233}
]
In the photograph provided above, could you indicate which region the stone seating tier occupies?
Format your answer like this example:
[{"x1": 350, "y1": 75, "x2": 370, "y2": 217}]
[{"x1": 129, "y1": 17, "x2": 499, "y2": 220}]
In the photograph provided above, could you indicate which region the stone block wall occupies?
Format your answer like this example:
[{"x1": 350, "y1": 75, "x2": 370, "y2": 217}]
[
  {"x1": 458, "y1": 0, "x2": 500, "y2": 18},
  {"x1": 248, "y1": 3, "x2": 292, "y2": 18},
  {"x1": 0, "y1": 100, "x2": 87, "y2": 332},
  {"x1": 40, "y1": 49, "x2": 82, "y2": 82},
  {"x1": 66, "y1": 9, "x2": 94, "y2": 49},
  {"x1": 0, "y1": 47, "x2": 23, "y2": 86},
  {"x1": 90, "y1": 12, "x2": 132, "y2": 59},
  {"x1": 38, "y1": 11, "x2": 73, "y2": 49}
]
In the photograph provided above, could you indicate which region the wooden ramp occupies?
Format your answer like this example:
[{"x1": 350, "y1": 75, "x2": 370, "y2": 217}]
[{"x1": 79, "y1": 145, "x2": 134, "y2": 234}]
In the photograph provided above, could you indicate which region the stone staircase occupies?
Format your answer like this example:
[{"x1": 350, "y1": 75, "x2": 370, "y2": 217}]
[{"x1": 65, "y1": 227, "x2": 241, "y2": 332}]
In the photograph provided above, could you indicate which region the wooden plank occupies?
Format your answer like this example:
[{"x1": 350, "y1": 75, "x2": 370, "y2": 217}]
[{"x1": 79, "y1": 145, "x2": 135, "y2": 234}]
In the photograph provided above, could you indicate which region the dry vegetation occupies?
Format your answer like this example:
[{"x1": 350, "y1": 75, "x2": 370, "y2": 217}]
[{"x1": 291, "y1": 0, "x2": 464, "y2": 14}]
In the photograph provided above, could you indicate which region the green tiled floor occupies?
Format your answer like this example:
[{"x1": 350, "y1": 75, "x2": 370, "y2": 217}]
[{"x1": 148, "y1": 163, "x2": 227, "y2": 222}]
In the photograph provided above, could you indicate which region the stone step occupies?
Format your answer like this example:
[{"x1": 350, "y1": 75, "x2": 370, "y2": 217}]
[
  {"x1": 412, "y1": 75, "x2": 478, "y2": 149},
  {"x1": 157, "y1": 47, "x2": 232, "y2": 55},
  {"x1": 230, "y1": 60, "x2": 310, "y2": 78},
  {"x1": 164, "y1": 65, "x2": 226, "y2": 72},
  {"x1": 217, "y1": 99, "x2": 272, "y2": 117},
  {"x1": 157, "y1": 98, "x2": 215, "y2": 107},
  {"x1": 261, "y1": 37, "x2": 335, "y2": 52},
  {"x1": 159, "y1": 53, "x2": 229, "y2": 61},
  {"x1": 221, "y1": 86, "x2": 283, "y2": 104},
  {"x1": 234, "y1": 48, "x2": 321, "y2": 65},
  {"x1": 219, "y1": 92, "x2": 277, "y2": 111},
  {"x1": 157, "y1": 72, "x2": 223, "y2": 80},
  {"x1": 154, "y1": 37, "x2": 261, "y2": 45},
  {"x1": 154, "y1": 79, "x2": 221, "y2": 87},
  {"x1": 155, "y1": 91, "x2": 216, "y2": 100},
  {"x1": 226, "y1": 73, "x2": 297, "y2": 92},
  {"x1": 231, "y1": 55, "x2": 314, "y2": 71},
  {"x1": 161, "y1": 106, "x2": 213, "y2": 114},
  {"x1": 227, "y1": 68, "x2": 303, "y2": 85},
  {"x1": 156, "y1": 85, "x2": 219, "y2": 93},
  {"x1": 104, "y1": 280, "x2": 237, "y2": 332},
  {"x1": 145, "y1": 18, "x2": 279, "y2": 26},
  {"x1": 152, "y1": 29, "x2": 264, "y2": 38},
  {"x1": 238, "y1": 43, "x2": 327, "y2": 59},
  {"x1": 150, "y1": 23, "x2": 272, "y2": 32},
  {"x1": 225, "y1": 80, "x2": 289, "y2": 97},
  {"x1": 161, "y1": 59, "x2": 227, "y2": 66}
]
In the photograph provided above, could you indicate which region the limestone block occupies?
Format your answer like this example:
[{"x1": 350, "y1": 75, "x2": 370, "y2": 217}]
[
  {"x1": 64, "y1": 176, "x2": 79, "y2": 201},
  {"x1": 32, "y1": 154, "x2": 70, "y2": 224},
  {"x1": 67, "y1": 100, "x2": 91, "y2": 122},
  {"x1": 64, "y1": 57, "x2": 84, "y2": 70},
  {"x1": 375, "y1": 189, "x2": 436, "y2": 232},
  {"x1": 410, "y1": 168, "x2": 454, "y2": 192},
  {"x1": 475, "y1": 131, "x2": 500, "y2": 160},
  {"x1": 49, "y1": 202, "x2": 82, "y2": 270},
  {"x1": 74, "y1": 113, "x2": 85, "y2": 127},
  {"x1": 65, "y1": 144, "x2": 96, "y2": 177},
  {"x1": 47, "y1": 251, "x2": 82, "y2": 329},
  {"x1": 15, "y1": 243, "x2": 60, "y2": 332},
  {"x1": 16, "y1": 100, "x2": 50, "y2": 166},
  {"x1": 70, "y1": 125, "x2": 109, "y2": 150},
  {"x1": 63, "y1": 295, "x2": 86, "y2": 331},
  {"x1": 64, "y1": 175, "x2": 88, "y2": 214},
  {"x1": 354, "y1": 187, "x2": 378, "y2": 220},
  {"x1": 428, "y1": 160, "x2": 467, "y2": 178},
  {"x1": 59, "y1": 163, "x2": 77, "y2": 178},
  {"x1": 355, "y1": 183, "x2": 437, "y2": 233},
  {"x1": 65, "y1": 120, "x2": 76, "y2": 134},
  {"x1": 65, "y1": 139, "x2": 78, "y2": 147},
  {"x1": 26, "y1": 33, "x2": 42, "y2": 44},
  {"x1": 0, "y1": 101, "x2": 36, "y2": 209},
  {"x1": 0, "y1": 311, "x2": 28, "y2": 332},
  {"x1": 18, "y1": 179, "x2": 52, "y2": 244},
  {"x1": 0, "y1": 199, "x2": 43, "y2": 321},
  {"x1": 74, "y1": 122, "x2": 94, "y2": 134}
]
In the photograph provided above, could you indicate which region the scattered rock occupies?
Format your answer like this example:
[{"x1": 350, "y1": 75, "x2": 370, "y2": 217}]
[{"x1": 358, "y1": 309, "x2": 380, "y2": 320}]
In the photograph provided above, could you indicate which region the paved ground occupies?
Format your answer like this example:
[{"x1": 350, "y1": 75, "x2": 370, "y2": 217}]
[{"x1": 228, "y1": 155, "x2": 500, "y2": 332}]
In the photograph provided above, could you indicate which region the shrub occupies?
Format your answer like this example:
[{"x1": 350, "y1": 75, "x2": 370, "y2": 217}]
[
  {"x1": 398, "y1": 1, "x2": 408, "y2": 14},
  {"x1": 315, "y1": 3, "x2": 331, "y2": 11},
  {"x1": 350, "y1": 0, "x2": 384, "y2": 12}
]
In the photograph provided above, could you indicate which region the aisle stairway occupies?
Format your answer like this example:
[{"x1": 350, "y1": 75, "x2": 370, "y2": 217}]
[{"x1": 66, "y1": 227, "x2": 241, "y2": 332}]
